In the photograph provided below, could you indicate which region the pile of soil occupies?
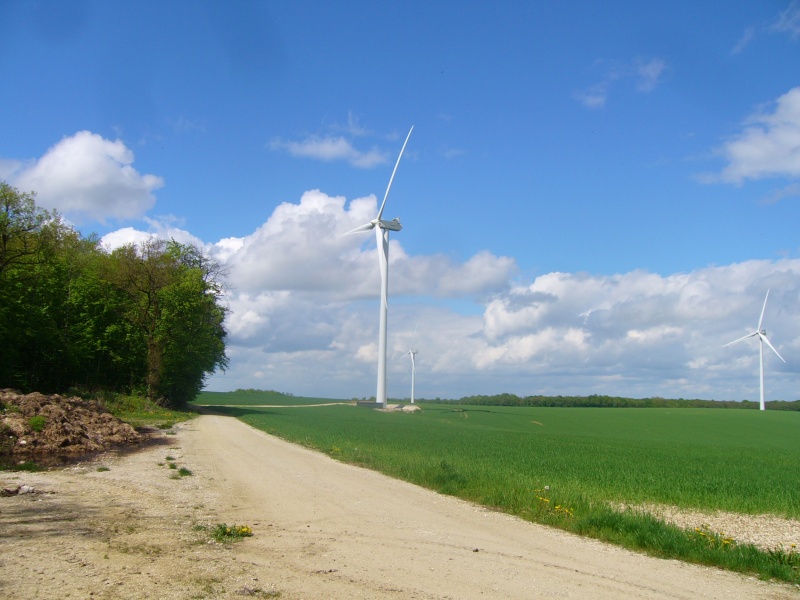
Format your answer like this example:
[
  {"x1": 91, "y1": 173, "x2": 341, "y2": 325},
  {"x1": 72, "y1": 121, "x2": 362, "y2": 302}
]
[{"x1": 0, "y1": 389, "x2": 142, "y2": 459}]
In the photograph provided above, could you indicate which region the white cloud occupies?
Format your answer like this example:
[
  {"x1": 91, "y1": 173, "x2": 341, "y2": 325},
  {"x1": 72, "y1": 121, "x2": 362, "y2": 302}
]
[
  {"x1": 8, "y1": 131, "x2": 163, "y2": 223},
  {"x1": 206, "y1": 251, "x2": 800, "y2": 401},
  {"x1": 731, "y1": 26, "x2": 756, "y2": 54},
  {"x1": 576, "y1": 57, "x2": 666, "y2": 109},
  {"x1": 772, "y1": 0, "x2": 800, "y2": 39},
  {"x1": 635, "y1": 58, "x2": 666, "y2": 92},
  {"x1": 98, "y1": 190, "x2": 800, "y2": 402},
  {"x1": 731, "y1": 2, "x2": 800, "y2": 54},
  {"x1": 100, "y1": 216, "x2": 206, "y2": 251},
  {"x1": 270, "y1": 135, "x2": 386, "y2": 168},
  {"x1": 711, "y1": 87, "x2": 800, "y2": 184},
  {"x1": 472, "y1": 261, "x2": 799, "y2": 397},
  {"x1": 214, "y1": 189, "x2": 515, "y2": 300}
]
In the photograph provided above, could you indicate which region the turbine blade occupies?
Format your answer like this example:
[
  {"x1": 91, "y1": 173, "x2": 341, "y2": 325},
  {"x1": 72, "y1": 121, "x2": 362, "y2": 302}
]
[
  {"x1": 759, "y1": 332, "x2": 786, "y2": 363},
  {"x1": 376, "y1": 126, "x2": 414, "y2": 220},
  {"x1": 342, "y1": 221, "x2": 376, "y2": 236},
  {"x1": 758, "y1": 289, "x2": 770, "y2": 330},
  {"x1": 723, "y1": 332, "x2": 758, "y2": 347}
]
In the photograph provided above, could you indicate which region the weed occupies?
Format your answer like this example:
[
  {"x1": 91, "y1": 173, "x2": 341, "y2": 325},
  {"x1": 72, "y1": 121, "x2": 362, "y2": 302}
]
[
  {"x1": 96, "y1": 466, "x2": 110, "y2": 472},
  {"x1": 210, "y1": 523, "x2": 253, "y2": 543},
  {"x1": 178, "y1": 467, "x2": 193, "y2": 477},
  {"x1": 28, "y1": 415, "x2": 46, "y2": 432},
  {"x1": 235, "y1": 584, "x2": 281, "y2": 597},
  {"x1": 2, "y1": 461, "x2": 42, "y2": 472},
  {"x1": 768, "y1": 544, "x2": 800, "y2": 568},
  {"x1": 691, "y1": 524, "x2": 736, "y2": 551}
]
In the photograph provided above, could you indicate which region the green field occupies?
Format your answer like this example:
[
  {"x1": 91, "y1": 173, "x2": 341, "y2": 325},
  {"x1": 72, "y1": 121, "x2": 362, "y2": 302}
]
[
  {"x1": 197, "y1": 392, "x2": 800, "y2": 582},
  {"x1": 196, "y1": 390, "x2": 348, "y2": 406},
  {"x1": 202, "y1": 400, "x2": 800, "y2": 517}
]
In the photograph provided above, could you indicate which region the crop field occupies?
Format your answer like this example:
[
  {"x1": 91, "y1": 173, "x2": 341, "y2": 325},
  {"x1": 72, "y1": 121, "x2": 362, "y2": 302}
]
[
  {"x1": 195, "y1": 390, "x2": 347, "y2": 406},
  {"x1": 201, "y1": 397, "x2": 800, "y2": 517},
  {"x1": 198, "y1": 393, "x2": 800, "y2": 581}
]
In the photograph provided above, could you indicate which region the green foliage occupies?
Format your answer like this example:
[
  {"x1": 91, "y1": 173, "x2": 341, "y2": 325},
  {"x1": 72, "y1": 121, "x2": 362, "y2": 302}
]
[
  {"x1": 210, "y1": 523, "x2": 253, "y2": 542},
  {"x1": 27, "y1": 415, "x2": 46, "y2": 432},
  {"x1": 0, "y1": 460, "x2": 42, "y2": 472},
  {"x1": 99, "y1": 392, "x2": 196, "y2": 428},
  {"x1": 194, "y1": 523, "x2": 254, "y2": 543},
  {"x1": 0, "y1": 182, "x2": 228, "y2": 405}
]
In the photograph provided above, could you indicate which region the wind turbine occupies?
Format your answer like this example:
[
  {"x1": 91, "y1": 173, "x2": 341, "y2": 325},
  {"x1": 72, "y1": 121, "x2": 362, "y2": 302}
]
[
  {"x1": 723, "y1": 289, "x2": 786, "y2": 411},
  {"x1": 403, "y1": 329, "x2": 419, "y2": 404},
  {"x1": 344, "y1": 126, "x2": 414, "y2": 408}
]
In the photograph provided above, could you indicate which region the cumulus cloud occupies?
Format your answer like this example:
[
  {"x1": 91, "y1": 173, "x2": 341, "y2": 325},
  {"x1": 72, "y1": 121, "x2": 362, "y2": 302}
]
[
  {"x1": 472, "y1": 261, "x2": 799, "y2": 398},
  {"x1": 709, "y1": 87, "x2": 800, "y2": 184},
  {"x1": 99, "y1": 216, "x2": 206, "y2": 251},
  {"x1": 98, "y1": 189, "x2": 799, "y2": 402},
  {"x1": 205, "y1": 255, "x2": 800, "y2": 401},
  {"x1": 8, "y1": 131, "x2": 163, "y2": 223},
  {"x1": 214, "y1": 189, "x2": 515, "y2": 300}
]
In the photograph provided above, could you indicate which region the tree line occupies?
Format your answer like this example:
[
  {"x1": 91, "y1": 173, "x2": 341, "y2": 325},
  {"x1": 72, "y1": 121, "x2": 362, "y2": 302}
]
[
  {"x1": 437, "y1": 393, "x2": 800, "y2": 410},
  {"x1": 0, "y1": 182, "x2": 228, "y2": 408}
]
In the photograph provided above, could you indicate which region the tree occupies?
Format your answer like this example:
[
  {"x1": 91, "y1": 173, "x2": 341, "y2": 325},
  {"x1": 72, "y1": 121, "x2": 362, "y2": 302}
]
[
  {"x1": 0, "y1": 182, "x2": 228, "y2": 404},
  {"x1": 157, "y1": 242, "x2": 228, "y2": 404},
  {"x1": 0, "y1": 182, "x2": 60, "y2": 274},
  {"x1": 0, "y1": 182, "x2": 75, "y2": 390},
  {"x1": 108, "y1": 239, "x2": 228, "y2": 406}
]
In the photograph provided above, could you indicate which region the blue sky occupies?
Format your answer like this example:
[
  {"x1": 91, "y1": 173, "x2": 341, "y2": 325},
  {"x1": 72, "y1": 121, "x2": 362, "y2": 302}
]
[{"x1": 2, "y1": 1, "x2": 800, "y2": 401}]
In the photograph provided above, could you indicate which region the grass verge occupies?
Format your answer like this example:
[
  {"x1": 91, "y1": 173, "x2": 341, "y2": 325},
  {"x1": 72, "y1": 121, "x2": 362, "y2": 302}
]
[{"x1": 97, "y1": 393, "x2": 198, "y2": 429}]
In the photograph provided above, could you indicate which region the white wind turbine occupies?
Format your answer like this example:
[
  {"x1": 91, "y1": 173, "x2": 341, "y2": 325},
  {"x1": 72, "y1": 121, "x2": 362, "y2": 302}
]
[
  {"x1": 403, "y1": 329, "x2": 419, "y2": 404},
  {"x1": 344, "y1": 127, "x2": 414, "y2": 408},
  {"x1": 723, "y1": 289, "x2": 786, "y2": 411}
]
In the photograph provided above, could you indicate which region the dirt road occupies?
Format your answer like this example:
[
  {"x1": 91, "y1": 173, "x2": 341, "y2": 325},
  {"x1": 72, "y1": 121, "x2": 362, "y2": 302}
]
[{"x1": 1, "y1": 414, "x2": 797, "y2": 599}]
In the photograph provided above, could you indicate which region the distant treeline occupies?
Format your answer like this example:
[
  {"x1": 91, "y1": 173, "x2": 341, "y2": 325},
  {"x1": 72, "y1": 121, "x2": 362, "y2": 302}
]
[
  {"x1": 231, "y1": 388, "x2": 294, "y2": 396},
  {"x1": 420, "y1": 393, "x2": 800, "y2": 411}
]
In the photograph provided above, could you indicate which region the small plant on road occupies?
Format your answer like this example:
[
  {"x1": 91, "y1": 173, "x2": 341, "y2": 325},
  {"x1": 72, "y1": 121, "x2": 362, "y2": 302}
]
[{"x1": 211, "y1": 523, "x2": 253, "y2": 543}]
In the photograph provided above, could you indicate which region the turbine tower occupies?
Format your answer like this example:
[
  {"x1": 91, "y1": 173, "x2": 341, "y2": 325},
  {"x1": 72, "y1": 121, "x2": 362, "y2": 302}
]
[
  {"x1": 723, "y1": 289, "x2": 786, "y2": 411},
  {"x1": 403, "y1": 346, "x2": 418, "y2": 404},
  {"x1": 344, "y1": 127, "x2": 414, "y2": 408}
]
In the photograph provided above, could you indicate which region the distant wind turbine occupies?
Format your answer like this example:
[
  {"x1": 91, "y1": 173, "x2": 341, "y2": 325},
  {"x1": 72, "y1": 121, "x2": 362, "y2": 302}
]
[
  {"x1": 344, "y1": 126, "x2": 414, "y2": 408},
  {"x1": 723, "y1": 289, "x2": 786, "y2": 411},
  {"x1": 403, "y1": 329, "x2": 419, "y2": 404}
]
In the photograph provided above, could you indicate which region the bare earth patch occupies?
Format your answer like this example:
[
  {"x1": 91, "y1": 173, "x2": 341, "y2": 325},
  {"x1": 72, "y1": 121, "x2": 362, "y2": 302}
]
[{"x1": 1, "y1": 415, "x2": 799, "y2": 599}]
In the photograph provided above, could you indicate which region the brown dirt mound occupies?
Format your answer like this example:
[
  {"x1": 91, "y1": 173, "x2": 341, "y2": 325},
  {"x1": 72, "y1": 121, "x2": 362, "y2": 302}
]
[{"x1": 0, "y1": 389, "x2": 143, "y2": 458}]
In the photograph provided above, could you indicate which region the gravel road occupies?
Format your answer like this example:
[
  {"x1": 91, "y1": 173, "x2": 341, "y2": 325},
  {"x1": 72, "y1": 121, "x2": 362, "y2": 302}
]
[{"x1": 0, "y1": 414, "x2": 797, "y2": 599}]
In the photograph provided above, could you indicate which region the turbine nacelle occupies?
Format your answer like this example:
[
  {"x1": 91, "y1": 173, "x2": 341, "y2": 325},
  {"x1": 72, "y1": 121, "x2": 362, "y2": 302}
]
[{"x1": 378, "y1": 218, "x2": 402, "y2": 231}]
